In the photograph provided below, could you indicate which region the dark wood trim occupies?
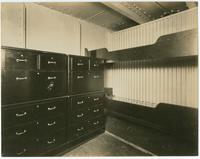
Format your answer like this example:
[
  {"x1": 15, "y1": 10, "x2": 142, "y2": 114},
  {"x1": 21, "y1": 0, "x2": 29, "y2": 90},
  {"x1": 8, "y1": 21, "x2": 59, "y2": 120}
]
[{"x1": 106, "y1": 99, "x2": 198, "y2": 144}]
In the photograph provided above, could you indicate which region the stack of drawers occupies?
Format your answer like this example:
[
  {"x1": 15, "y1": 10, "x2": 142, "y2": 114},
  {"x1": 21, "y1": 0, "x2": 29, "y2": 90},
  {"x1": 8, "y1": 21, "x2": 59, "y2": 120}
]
[
  {"x1": 68, "y1": 93, "x2": 105, "y2": 140},
  {"x1": 1, "y1": 47, "x2": 67, "y2": 156},
  {"x1": 1, "y1": 47, "x2": 106, "y2": 156},
  {"x1": 67, "y1": 55, "x2": 105, "y2": 141},
  {"x1": 68, "y1": 55, "x2": 104, "y2": 93}
]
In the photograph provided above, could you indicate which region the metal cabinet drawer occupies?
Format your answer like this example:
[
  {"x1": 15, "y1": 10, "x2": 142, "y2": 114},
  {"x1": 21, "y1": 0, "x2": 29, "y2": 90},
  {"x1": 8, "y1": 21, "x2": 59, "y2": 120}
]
[
  {"x1": 71, "y1": 95, "x2": 90, "y2": 110},
  {"x1": 2, "y1": 70, "x2": 39, "y2": 104},
  {"x1": 88, "y1": 71, "x2": 104, "y2": 91},
  {"x1": 40, "y1": 53, "x2": 66, "y2": 71},
  {"x1": 2, "y1": 137, "x2": 38, "y2": 156},
  {"x1": 39, "y1": 129, "x2": 65, "y2": 151},
  {"x1": 70, "y1": 71, "x2": 89, "y2": 93},
  {"x1": 39, "y1": 71, "x2": 66, "y2": 98},
  {"x1": 89, "y1": 94, "x2": 104, "y2": 106},
  {"x1": 69, "y1": 56, "x2": 89, "y2": 71},
  {"x1": 37, "y1": 98, "x2": 66, "y2": 118},
  {"x1": 71, "y1": 109, "x2": 89, "y2": 123},
  {"x1": 69, "y1": 122, "x2": 89, "y2": 139},
  {"x1": 90, "y1": 58, "x2": 104, "y2": 71},
  {"x1": 89, "y1": 105, "x2": 104, "y2": 118},
  {"x1": 2, "y1": 104, "x2": 39, "y2": 128},
  {"x1": 1, "y1": 48, "x2": 38, "y2": 70},
  {"x1": 37, "y1": 115, "x2": 65, "y2": 135},
  {"x1": 88, "y1": 116, "x2": 105, "y2": 130},
  {"x1": 3, "y1": 121, "x2": 38, "y2": 139}
]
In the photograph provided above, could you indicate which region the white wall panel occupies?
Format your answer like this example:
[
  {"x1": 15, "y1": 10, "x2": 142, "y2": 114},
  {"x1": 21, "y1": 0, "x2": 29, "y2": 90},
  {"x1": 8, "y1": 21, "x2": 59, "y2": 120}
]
[
  {"x1": 1, "y1": 3, "x2": 25, "y2": 48},
  {"x1": 105, "y1": 61, "x2": 198, "y2": 108},
  {"x1": 107, "y1": 7, "x2": 198, "y2": 51},
  {"x1": 104, "y1": 8, "x2": 198, "y2": 108},
  {"x1": 81, "y1": 21, "x2": 108, "y2": 55},
  {"x1": 26, "y1": 3, "x2": 80, "y2": 55}
]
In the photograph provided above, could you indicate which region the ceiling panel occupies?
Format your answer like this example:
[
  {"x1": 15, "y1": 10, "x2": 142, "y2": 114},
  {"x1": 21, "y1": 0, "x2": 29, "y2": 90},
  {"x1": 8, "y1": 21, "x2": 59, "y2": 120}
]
[
  {"x1": 132, "y1": 2, "x2": 164, "y2": 19},
  {"x1": 38, "y1": 2, "x2": 194, "y2": 31},
  {"x1": 39, "y1": 2, "x2": 105, "y2": 19},
  {"x1": 158, "y1": 2, "x2": 188, "y2": 11},
  {"x1": 39, "y1": 2, "x2": 139, "y2": 31}
]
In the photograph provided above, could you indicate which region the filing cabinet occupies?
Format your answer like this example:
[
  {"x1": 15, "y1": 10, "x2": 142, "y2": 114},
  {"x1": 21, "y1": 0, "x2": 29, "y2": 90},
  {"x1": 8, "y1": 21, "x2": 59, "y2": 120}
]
[
  {"x1": 69, "y1": 71, "x2": 90, "y2": 93},
  {"x1": 67, "y1": 93, "x2": 105, "y2": 141},
  {"x1": 2, "y1": 97, "x2": 67, "y2": 156},
  {"x1": 69, "y1": 55, "x2": 89, "y2": 71},
  {"x1": 2, "y1": 47, "x2": 67, "y2": 105},
  {"x1": 38, "y1": 71, "x2": 66, "y2": 99},
  {"x1": 2, "y1": 70, "x2": 39, "y2": 104},
  {"x1": 68, "y1": 55, "x2": 104, "y2": 94},
  {"x1": 2, "y1": 46, "x2": 105, "y2": 156},
  {"x1": 90, "y1": 58, "x2": 104, "y2": 71},
  {"x1": 40, "y1": 53, "x2": 66, "y2": 71},
  {"x1": 88, "y1": 71, "x2": 104, "y2": 91},
  {"x1": 1, "y1": 48, "x2": 38, "y2": 70},
  {"x1": 2, "y1": 47, "x2": 67, "y2": 156}
]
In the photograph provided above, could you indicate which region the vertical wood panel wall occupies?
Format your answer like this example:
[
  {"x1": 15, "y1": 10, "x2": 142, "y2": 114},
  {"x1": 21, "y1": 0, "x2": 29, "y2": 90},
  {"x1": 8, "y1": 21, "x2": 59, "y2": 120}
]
[
  {"x1": 105, "y1": 8, "x2": 198, "y2": 108},
  {"x1": 107, "y1": 7, "x2": 198, "y2": 51}
]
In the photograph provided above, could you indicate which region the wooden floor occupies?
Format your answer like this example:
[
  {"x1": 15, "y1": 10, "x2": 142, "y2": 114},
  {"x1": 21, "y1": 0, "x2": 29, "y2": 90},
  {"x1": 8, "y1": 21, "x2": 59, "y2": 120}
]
[
  {"x1": 63, "y1": 115, "x2": 197, "y2": 156},
  {"x1": 63, "y1": 133, "x2": 149, "y2": 156}
]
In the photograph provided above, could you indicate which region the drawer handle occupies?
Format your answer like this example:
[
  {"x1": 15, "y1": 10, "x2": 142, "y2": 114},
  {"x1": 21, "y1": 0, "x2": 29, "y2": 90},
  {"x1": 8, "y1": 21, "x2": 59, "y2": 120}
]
[
  {"x1": 16, "y1": 112, "x2": 27, "y2": 117},
  {"x1": 93, "y1": 121, "x2": 99, "y2": 125},
  {"x1": 93, "y1": 64, "x2": 99, "y2": 67},
  {"x1": 77, "y1": 75, "x2": 84, "y2": 79},
  {"x1": 77, "y1": 101, "x2": 84, "y2": 105},
  {"x1": 77, "y1": 127, "x2": 84, "y2": 131},
  {"x1": 16, "y1": 148, "x2": 27, "y2": 155},
  {"x1": 47, "y1": 138, "x2": 56, "y2": 144},
  {"x1": 48, "y1": 121, "x2": 56, "y2": 126},
  {"x1": 93, "y1": 109, "x2": 100, "y2": 113},
  {"x1": 77, "y1": 113, "x2": 84, "y2": 118},
  {"x1": 16, "y1": 77, "x2": 28, "y2": 81},
  {"x1": 48, "y1": 61, "x2": 56, "y2": 64},
  {"x1": 16, "y1": 130, "x2": 27, "y2": 136},
  {"x1": 77, "y1": 63, "x2": 84, "y2": 66},
  {"x1": 93, "y1": 75, "x2": 100, "y2": 79},
  {"x1": 48, "y1": 106, "x2": 56, "y2": 111},
  {"x1": 16, "y1": 59, "x2": 27, "y2": 63},
  {"x1": 94, "y1": 97, "x2": 99, "y2": 101},
  {"x1": 48, "y1": 76, "x2": 56, "y2": 80}
]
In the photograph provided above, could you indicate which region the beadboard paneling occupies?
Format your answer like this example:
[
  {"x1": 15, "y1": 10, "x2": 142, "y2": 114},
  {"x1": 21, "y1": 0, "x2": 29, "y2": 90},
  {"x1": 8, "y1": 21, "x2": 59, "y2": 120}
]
[
  {"x1": 104, "y1": 60, "x2": 198, "y2": 108},
  {"x1": 107, "y1": 7, "x2": 198, "y2": 51},
  {"x1": 104, "y1": 8, "x2": 198, "y2": 108}
]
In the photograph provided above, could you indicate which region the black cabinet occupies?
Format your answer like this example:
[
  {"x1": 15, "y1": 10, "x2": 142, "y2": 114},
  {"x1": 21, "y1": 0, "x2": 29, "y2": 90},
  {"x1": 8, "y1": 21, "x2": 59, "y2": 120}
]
[
  {"x1": 1, "y1": 47, "x2": 67, "y2": 156},
  {"x1": 2, "y1": 47, "x2": 105, "y2": 156},
  {"x1": 38, "y1": 71, "x2": 66, "y2": 99},
  {"x1": 69, "y1": 71, "x2": 90, "y2": 93},
  {"x1": 68, "y1": 55, "x2": 104, "y2": 94},
  {"x1": 67, "y1": 93, "x2": 105, "y2": 141},
  {"x1": 90, "y1": 58, "x2": 104, "y2": 71},
  {"x1": 40, "y1": 53, "x2": 66, "y2": 71},
  {"x1": 2, "y1": 97, "x2": 67, "y2": 156},
  {"x1": 2, "y1": 70, "x2": 39, "y2": 104},
  {"x1": 88, "y1": 71, "x2": 104, "y2": 91},
  {"x1": 69, "y1": 55, "x2": 89, "y2": 71},
  {"x1": 1, "y1": 48, "x2": 38, "y2": 70}
]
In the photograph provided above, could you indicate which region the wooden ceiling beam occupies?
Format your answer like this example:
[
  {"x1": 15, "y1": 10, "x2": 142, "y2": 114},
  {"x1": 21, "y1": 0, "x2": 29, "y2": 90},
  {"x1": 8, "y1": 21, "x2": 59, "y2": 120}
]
[{"x1": 102, "y1": 2, "x2": 150, "y2": 24}]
